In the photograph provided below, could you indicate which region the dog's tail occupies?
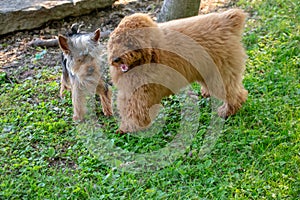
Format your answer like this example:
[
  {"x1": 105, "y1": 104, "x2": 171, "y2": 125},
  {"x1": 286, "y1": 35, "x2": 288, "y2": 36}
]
[{"x1": 221, "y1": 9, "x2": 247, "y2": 35}]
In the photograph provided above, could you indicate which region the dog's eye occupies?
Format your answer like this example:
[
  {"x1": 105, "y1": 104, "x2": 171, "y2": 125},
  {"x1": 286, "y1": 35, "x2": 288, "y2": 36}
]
[
  {"x1": 113, "y1": 57, "x2": 121, "y2": 63},
  {"x1": 76, "y1": 58, "x2": 82, "y2": 63}
]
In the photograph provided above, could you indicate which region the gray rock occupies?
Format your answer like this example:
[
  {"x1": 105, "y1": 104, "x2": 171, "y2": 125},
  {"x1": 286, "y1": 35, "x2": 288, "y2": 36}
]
[{"x1": 0, "y1": 0, "x2": 116, "y2": 35}]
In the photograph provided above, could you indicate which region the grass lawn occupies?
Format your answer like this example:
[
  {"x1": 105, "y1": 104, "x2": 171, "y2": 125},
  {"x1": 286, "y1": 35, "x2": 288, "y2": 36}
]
[{"x1": 0, "y1": 0, "x2": 299, "y2": 199}]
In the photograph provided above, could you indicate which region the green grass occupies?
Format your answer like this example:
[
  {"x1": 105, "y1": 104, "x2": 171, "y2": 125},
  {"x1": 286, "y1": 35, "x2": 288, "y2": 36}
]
[{"x1": 1, "y1": 0, "x2": 299, "y2": 199}]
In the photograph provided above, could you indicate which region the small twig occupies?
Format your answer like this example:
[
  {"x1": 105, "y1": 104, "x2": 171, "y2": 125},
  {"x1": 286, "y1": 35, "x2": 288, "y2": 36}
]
[
  {"x1": 6, "y1": 75, "x2": 15, "y2": 85},
  {"x1": 0, "y1": 70, "x2": 17, "y2": 85},
  {"x1": 0, "y1": 65, "x2": 19, "y2": 69},
  {"x1": 28, "y1": 38, "x2": 58, "y2": 47}
]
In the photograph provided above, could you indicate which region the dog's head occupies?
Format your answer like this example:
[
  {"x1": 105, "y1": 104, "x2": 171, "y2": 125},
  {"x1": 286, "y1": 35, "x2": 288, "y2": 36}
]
[
  {"x1": 108, "y1": 13, "x2": 161, "y2": 74},
  {"x1": 58, "y1": 29, "x2": 102, "y2": 87}
]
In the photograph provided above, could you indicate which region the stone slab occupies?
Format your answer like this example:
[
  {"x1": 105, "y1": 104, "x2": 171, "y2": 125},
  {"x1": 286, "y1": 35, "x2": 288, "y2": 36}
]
[{"x1": 0, "y1": 0, "x2": 116, "y2": 35}]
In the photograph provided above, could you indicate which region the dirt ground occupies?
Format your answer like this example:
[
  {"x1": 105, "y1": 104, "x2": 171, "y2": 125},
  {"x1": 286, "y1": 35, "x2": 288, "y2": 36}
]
[{"x1": 0, "y1": 0, "x2": 232, "y2": 82}]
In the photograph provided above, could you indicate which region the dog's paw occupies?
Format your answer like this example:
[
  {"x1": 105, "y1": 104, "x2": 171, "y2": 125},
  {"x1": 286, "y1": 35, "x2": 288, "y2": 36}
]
[
  {"x1": 201, "y1": 88, "x2": 211, "y2": 98},
  {"x1": 72, "y1": 115, "x2": 84, "y2": 122},
  {"x1": 217, "y1": 103, "x2": 237, "y2": 119},
  {"x1": 59, "y1": 87, "x2": 70, "y2": 99},
  {"x1": 59, "y1": 93, "x2": 65, "y2": 99},
  {"x1": 116, "y1": 129, "x2": 127, "y2": 134},
  {"x1": 217, "y1": 104, "x2": 228, "y2": 118},
  {"x1": 103, "y1": 109, "x2": 113, "y2": 117}
]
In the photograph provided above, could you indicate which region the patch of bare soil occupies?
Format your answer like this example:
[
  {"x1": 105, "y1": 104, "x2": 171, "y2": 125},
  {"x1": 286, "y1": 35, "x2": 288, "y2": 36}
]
[{"x1": 0, "y1": 0, "x2": 233, "y2": 82}]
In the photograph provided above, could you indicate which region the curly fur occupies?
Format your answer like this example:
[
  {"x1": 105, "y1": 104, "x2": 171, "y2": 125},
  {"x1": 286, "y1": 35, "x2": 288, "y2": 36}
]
[{"x1": 108, "y1": 9, "x2": 248, "y2": 132}]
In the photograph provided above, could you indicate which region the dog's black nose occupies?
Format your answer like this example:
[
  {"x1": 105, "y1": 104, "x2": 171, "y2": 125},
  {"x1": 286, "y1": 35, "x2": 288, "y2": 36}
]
[{"x1": 113, "y1": 57, "x2": 121, "y2": 63}]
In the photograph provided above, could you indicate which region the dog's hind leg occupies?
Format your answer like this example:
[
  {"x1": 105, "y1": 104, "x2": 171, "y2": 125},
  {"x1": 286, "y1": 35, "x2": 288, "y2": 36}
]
[
  {"x1": 60, "y1": 74, "x2": 67, "y2": 98},
  {"x1": 96, "y1": 81, "x2": 113, "y2": 116},
  {"x1": 60, "y1": 74, "x2": 71, "y2": 98},
  {"x1": 218, "y1": 83, "x2": 248, "y2": 118}
]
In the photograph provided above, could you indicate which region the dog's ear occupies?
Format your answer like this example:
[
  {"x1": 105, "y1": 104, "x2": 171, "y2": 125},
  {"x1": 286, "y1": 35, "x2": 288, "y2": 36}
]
[
  {"x1": 92, "y1": 29, "x2": 101, "y2": 42},
  {"x1": 58, "y1": 35, "x2": 70, "y2": 54},
  {"x1": 151, "y1": 49, "x2": 160, "y2": 63}
]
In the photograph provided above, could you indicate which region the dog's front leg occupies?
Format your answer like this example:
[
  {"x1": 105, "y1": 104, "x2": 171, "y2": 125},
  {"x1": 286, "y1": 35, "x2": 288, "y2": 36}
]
[
  {"x1": 117, "y1": 91, "x2": 135, "y2": 132},
  {"x1": 71, "y1": 81, "x2": 87, "y2": 121},
  {"x1": 117, "y1": 88, "x2": 160, "y2": 133}
]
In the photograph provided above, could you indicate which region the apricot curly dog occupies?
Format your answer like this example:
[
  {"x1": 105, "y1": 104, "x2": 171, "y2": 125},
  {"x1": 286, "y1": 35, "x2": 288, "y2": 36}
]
[{"x1": 108, "y1": 9, "x2": 248, "y2": 132}]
